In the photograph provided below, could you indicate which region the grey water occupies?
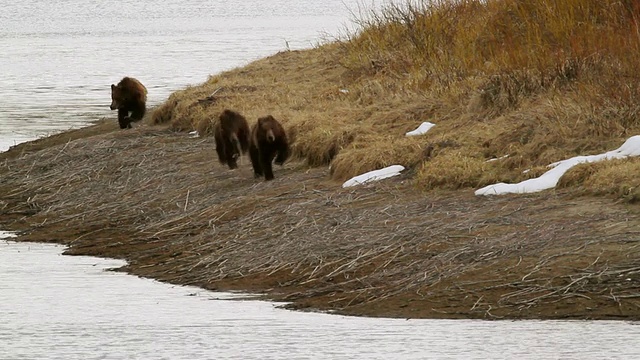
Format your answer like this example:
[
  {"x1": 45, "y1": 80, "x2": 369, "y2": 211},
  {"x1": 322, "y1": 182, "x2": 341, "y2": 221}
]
[
  {"x1": 0, "y1": 0, "x2": 360, "y2": 150},
  {"x1": 2, "y1": 235, "x2": 640, "y2": 360},
  {"x1": 2, "y1": 1, "x2": 640, "y2": 358}
]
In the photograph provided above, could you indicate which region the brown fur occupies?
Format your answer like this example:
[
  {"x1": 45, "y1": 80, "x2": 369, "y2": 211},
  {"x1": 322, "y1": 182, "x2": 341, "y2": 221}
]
[
  {"x1": 249, "y1": 115, "x2": 290, "y2": 181},
  {"x1": 110, "y1": 77, "x2": 148, "y2": 129},
  {"x1": 214, "y1": 110, "x2": 250, "y2": 169}
]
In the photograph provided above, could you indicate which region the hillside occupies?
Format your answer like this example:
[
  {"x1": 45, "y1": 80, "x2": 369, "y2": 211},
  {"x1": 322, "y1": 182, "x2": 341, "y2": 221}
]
[
  {"x1": 152, "y1": 0, "x2": 640, "y2": 200},
  {"x1": 2, "y1": 0, "x2": 640, "y2": 320}
]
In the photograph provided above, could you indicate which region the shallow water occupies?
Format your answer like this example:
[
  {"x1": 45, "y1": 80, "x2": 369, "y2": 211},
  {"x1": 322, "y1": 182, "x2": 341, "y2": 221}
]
[{"x1": 1, "y1": 235, "x2": 640, "y2": 360}]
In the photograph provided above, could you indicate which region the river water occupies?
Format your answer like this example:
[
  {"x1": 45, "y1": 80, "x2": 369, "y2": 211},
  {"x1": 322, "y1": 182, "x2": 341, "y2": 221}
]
[
  {"x1": 0, "y1": 0, "x2": 360, "y2": 150},
  {"x1": 2, "y1": 235, "x2": 640, "y2": 360},
  {"x1": 2, "y1": 1, "x2": 640, "y2": 359}
]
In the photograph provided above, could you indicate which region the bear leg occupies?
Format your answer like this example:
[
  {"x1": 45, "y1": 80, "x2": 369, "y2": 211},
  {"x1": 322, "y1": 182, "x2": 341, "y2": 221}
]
[
  {"x1": 227, "y1": 156, "x2": 238, "y2": 169},
  {"x1": 123, "y1": 116, "x2": 134, "y2": 129},
  {"x1": 274, "y1": 143, "x2": 289, "y2": 166},
  {"x1": 249, "y1": 145, "x2": 263, "y2": 178},
  {"x1": 260, "y1": 149, "x2": 275, "y2": 181},
  {"x1": 129, "y1": 103, "x2": 146, "y2": 122},
  {"x1": 214, "y1": 135, "x2": 227, "y2": 165},
  {"x1": 117, "y1": 108, "x2": 130, "y2": 129},
  {"x1": 226, "y1": 139, "x2": 239, "y2": 169}
]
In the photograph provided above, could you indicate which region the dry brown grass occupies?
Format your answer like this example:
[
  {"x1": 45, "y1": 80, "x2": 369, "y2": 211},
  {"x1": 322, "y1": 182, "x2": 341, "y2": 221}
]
[
  {"x1": 3, "y1": 124, "x2": 640, "y2": 319},
  {"x1": 558, "y1": 158, "x2": 640, "y2": 202},
  {"x1": 146, "y1": 0, "x2": 640, "y2": 200}
]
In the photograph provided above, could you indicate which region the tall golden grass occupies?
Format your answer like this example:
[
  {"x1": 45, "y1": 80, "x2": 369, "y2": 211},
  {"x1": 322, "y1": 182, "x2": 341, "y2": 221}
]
[{"x1": 150, "y1": 0, "x2": 640, "y2": 199}]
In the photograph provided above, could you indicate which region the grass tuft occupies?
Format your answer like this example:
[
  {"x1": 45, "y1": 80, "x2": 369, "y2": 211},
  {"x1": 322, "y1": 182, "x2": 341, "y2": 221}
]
[{"x1": 558, "y1": 158, "x2": 640, "y2": 202}]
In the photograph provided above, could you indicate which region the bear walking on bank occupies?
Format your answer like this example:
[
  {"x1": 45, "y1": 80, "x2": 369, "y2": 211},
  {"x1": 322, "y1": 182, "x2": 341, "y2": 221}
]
[
  {"x1": 249, "y1": 115, "x2": 290, "y2": 181},
  {"x1": 110, "y1": 77, "x2": 148, "y2": 129},
  {"x1": 214, "y1": 109, "x2": 250, "y2": 169}
]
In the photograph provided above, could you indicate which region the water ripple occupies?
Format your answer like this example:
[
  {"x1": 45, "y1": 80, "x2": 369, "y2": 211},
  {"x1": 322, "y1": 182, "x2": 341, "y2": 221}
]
[{"x1": 1, "y1": 240, "x2": 640, "y2": 360}]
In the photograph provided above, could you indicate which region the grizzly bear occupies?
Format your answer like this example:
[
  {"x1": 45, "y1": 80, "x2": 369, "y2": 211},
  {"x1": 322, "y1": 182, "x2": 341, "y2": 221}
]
[
  {"x1": 214, "y1": 109, "x2": 250, "y2": 169},
  {"x1": 110, "y1": 77, "x2": 147, "y2": 129},
  {"x1": 249, "y1": 115, "x2": 290, "y2": 181}
]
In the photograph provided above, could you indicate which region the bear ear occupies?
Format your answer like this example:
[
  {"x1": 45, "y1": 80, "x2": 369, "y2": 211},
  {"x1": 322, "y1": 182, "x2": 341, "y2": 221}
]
[{"x1": 111, "y1": 84, "x2": 116, "y2": 90}]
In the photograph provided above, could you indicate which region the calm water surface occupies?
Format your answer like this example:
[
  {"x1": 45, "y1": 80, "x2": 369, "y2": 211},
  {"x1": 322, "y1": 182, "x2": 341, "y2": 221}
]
[
  {"x1": 2, "y1": 2, "x2": 640, "y2": 359},
  {"x1": 0, "y1": 0, "x2": 362, "y2": 150},
  {"x1": 2, "y1": 235, "x2": 640, "y2": 360}
]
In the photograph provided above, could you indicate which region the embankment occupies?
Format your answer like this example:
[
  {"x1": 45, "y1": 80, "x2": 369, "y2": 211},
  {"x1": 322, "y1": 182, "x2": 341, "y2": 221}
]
[{"x1": 1, "y1": 117, "x2": 639, "y2": 320}]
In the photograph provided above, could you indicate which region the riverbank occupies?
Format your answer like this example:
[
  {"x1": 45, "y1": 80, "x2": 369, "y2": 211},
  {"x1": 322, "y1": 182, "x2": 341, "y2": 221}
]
[
  {"x1": 4, "y1": 0, "x2": 640, "y2": 319},
  {"x1": 1, "y1": 116, "x2": 640, "y2": 320}
]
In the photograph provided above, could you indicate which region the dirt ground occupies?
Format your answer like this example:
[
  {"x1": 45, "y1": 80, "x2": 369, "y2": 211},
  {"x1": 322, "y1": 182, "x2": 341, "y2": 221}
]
[{"x1": 2, "y1": 121, "x2": 640, "y2": 320}]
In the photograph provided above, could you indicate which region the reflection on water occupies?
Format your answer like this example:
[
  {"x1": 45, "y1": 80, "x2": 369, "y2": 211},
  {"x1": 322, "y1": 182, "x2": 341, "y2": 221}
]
[{"x1": 1, "y1": 236, "x2": 640, "y2": 360}]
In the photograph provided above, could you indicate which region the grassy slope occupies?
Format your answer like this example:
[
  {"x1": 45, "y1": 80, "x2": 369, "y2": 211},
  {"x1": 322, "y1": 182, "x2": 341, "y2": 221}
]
[
  {"x1": 2, "y1": 121, "x2": 639, "y2": 320},
  {"x1": 2, "y1": 0, "x2": 640, "y2": 320},
  {"x1": 152, "y1": 0, "x2": 640, "y2": 200}
]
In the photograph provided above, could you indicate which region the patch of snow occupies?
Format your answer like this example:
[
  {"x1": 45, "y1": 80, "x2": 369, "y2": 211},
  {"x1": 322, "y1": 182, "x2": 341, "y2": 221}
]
[
  {"x1": 342, "y1": 165, "x2": 405, "y2": 188},
  {"x1": 339, "y1": 89, "x2": 349, "y2": 94},
  {"x1": 486, "y1": 154, "x2": 510, "y2": 162},
  {"x1": 476, "y1": 135, "x2": 640, "y2": 196},
  {"x1": 188, "y1": 130, "x2": 199, "y2": 138},
  {"x1": 0, "y1": 231, "x2": 16, "y2": 239},
  {"x1": 405, "y1": 122, "x2": 435, "y2": 137}
]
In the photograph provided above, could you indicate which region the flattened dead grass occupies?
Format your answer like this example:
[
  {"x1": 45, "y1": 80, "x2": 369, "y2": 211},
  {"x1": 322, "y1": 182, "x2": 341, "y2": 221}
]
[{"x1": 3, "y1": 124, "x2": 640, "y2": 320}]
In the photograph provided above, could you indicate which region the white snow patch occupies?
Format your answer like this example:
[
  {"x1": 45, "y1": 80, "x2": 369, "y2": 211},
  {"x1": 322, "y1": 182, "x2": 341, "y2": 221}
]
[
  {"x1": 405, "y1": 122, "x2": 435, "y2": 137},
  {"x1": 188, "y1": 130, "x2": 199, "y2": 138},
  {"x1": 476, "y1": 135, "x2": 640, "y2": 196},
  {"x1": 486, "y1": 154, "x2": 510, "y2": 162},
  {"x1": 0, "y1": 230, "x2": 16, "y2": 239},
  {"x1": 342, "y1": 165, "x2": 405, "y2": 188},
  {"x1": 339, "y1": 89, "x2": 349, "y2": 94}
]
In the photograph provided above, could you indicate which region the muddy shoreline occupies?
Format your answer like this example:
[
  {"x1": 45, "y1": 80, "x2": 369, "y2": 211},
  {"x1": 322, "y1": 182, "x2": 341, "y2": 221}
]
[{"x1": 2, "y1": 121, "x2": 640, "y2": 320}]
